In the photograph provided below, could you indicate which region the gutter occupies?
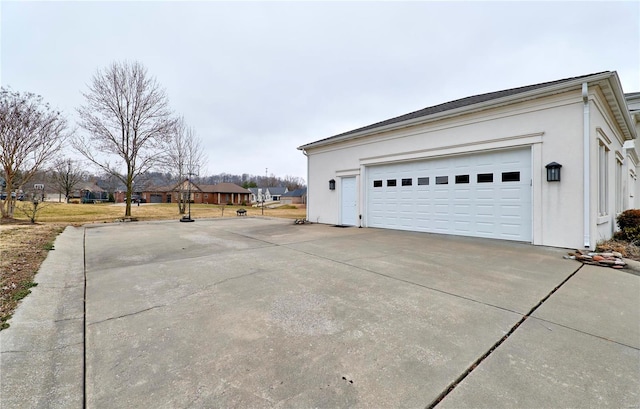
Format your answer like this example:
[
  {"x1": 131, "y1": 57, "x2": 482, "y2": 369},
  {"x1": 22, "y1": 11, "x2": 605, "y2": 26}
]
[
  {"x1": 302, "y1": 149, "x2": 309, "y2": 222},
  {"x1": 582, "y1": 82, "x2": 591, "y2": 248}
]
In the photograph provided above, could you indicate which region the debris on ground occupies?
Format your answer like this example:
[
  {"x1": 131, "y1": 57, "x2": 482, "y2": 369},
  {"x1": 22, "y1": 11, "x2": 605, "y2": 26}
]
[{"x1": 564, "y1": 249, "x2": 627, "y2": 269}]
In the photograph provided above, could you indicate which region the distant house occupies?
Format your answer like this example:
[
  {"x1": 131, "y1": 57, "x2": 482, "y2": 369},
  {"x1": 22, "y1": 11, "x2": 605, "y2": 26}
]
[
  {"x1": 280, "y1": 188, "x2": 307, "y2": 205},
  {"x1": 138, "y1": 184, "x2": 175, "y2": 203},
  {"x1": 195, "y1": 183, "x2": 252, "y2": 205},
  {"x1": 114, "y1": 187, "x2": 145, "y2": 203},
  {"x1": 73, "y1": 182, "x2": 108, "y2": 203},
  {"x1": 265, "y1": 187, "x2": 288, "y2": 201},
  {"x1": 248, "y1": 187, "x2": 288, "y2": 203},
  {"x1": 248, "y1": 188, "x2": 260, "y2": 203},
  {"x1": 137, "y1": 181, "x2": 251, "y2": 205}
]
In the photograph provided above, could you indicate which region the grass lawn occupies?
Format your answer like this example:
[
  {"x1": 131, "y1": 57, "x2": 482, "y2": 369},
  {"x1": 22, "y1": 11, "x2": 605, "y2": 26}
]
[
  {"x1": 10, "y1": 201, "x2": 306, "y2": 224},
  {"x1": 0, "y1": 201, "x2": 306, "y2": 329}
]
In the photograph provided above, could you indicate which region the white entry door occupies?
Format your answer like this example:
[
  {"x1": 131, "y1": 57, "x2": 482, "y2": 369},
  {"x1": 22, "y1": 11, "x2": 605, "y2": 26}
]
[{"x1": 341, "y1": 177, "x2": 357, "y2": 226}]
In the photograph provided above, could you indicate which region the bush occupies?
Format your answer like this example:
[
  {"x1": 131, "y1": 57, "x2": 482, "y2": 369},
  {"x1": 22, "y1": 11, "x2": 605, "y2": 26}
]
[
  {"x1": 614, "y1": 226, "x2": 640, "y2": 244},
  {"x1": 615, "y1": 209, "x2": 640, "y2": 244},
  {"x1": 617, "y1": 209, "x2": 640, "y2": 230}
]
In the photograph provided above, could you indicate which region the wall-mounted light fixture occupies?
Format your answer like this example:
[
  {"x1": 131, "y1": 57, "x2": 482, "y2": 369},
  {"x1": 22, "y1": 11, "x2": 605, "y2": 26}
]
[
  {"x1": 545, "y1": 162, "x2": 562, "y2": 182},
  {"x1": 329, "y1": 179, "x2": 336, "y2": 190}
]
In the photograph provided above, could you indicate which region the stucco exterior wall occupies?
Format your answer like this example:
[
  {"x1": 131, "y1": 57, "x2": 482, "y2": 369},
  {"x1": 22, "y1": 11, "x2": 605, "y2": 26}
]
[
  {"x1": 304, "y1": 87, "x2": 634, "y2": 249},
  {"x1": 590, "y1": 88, "x2": 632, "y2": 244}
]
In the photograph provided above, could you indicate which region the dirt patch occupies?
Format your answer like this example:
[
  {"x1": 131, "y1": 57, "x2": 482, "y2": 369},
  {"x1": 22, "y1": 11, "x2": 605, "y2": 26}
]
[{"x1": 0, "y1": 222, "x2": 65, "y2": 329}]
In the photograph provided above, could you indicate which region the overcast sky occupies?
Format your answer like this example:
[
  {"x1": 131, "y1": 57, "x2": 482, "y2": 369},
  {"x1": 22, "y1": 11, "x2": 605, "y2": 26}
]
[{"x1": 2, "y1": 1, "x2": 639, "y2": 182}]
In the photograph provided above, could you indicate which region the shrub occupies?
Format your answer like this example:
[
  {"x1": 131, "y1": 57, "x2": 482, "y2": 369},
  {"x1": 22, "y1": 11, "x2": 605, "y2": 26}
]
[
  {"x1": 615, "y1": 209, "x2": 640, "y2": 244},
  {"x1": 617, "y1": 209, "x2": 640, "y2": 230},
  {"x1": 614, "y1": 226, "x2": 640, "y2": 244}
]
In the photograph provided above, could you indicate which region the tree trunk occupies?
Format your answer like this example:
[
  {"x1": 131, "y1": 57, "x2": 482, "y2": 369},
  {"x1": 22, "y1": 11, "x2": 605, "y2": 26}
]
[
  {"x1": 125, "y1": 179, "x2": 132, "y2": 217},
  {"x1": 1, "y1": 178, "x2": 16, "y2": 218}
]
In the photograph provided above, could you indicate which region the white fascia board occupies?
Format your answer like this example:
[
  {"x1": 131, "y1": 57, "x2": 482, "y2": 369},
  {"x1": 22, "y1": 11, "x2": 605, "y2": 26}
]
[
  {"x1": 298, "y1": 72, "x2": 616, "y2": 151},
  {"x1": 604, "y1": 72, "x2": 638, "y2": 141}
]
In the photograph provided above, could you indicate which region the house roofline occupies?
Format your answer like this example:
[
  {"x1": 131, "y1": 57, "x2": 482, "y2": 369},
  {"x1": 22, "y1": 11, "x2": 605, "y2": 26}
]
[{"x1": 298, "y1": 71, "x2": 636, "y2": 151}]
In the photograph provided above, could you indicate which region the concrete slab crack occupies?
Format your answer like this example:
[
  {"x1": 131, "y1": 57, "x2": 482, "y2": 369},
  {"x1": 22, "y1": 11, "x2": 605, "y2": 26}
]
[
  {"x1": 530, "y1": 316, "x2": 640, "y2": 350},
  {"x1": 1, "y1": 341, "x2": 84, "y2": 354},
  {"x1": 87, "y1": 304, "x2": 167, "y2": 326}
]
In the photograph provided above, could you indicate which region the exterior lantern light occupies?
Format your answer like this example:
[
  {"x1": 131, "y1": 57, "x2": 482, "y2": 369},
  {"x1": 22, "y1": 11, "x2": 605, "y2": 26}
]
[
  {"x1": 329, "y1": 179, "x2": 336, "y2": 190},
  {"x1": 545, "y1": 162, "x2": 562, "y2": 182}
]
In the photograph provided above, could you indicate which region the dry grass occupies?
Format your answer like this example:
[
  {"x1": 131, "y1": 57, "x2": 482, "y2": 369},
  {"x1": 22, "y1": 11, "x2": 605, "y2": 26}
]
[
  {"x1": 0, "y1": 223, "x2": 65, "y2": 329},
  {"x1": 10, "y1": 202, "x2": 306, "y2": 224},
  {"x1": 596, "y1": 239, "x2": 640, "y2": 261},
  {"x1": 0, "y1": 201, "x2": 306, "y2": 330}
]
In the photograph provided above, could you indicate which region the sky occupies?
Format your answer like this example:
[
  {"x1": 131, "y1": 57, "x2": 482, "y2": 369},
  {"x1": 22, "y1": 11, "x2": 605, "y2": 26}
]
[{"x1": 1, "y1": 1, "x2": 639, "y2": 182}]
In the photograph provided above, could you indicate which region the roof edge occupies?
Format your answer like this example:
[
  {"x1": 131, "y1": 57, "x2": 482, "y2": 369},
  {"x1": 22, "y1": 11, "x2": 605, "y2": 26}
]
[{"x1": 298, "y1": 72, "x2": 619, "y2": 151}]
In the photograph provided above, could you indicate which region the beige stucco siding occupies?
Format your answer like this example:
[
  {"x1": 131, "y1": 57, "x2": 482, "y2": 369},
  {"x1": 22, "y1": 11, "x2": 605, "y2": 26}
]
[
  {"x1": 590, "y1": 87, "x2": 631, "y2": 244},
  {"x1": 305, "y1": 84, "x2": 636, "y2": 249}
]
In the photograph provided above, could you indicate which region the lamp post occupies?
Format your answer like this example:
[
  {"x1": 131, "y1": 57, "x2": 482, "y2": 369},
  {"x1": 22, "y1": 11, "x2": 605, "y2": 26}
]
[{"x1": 180, "y1": 173, "x2": 196, "y2": 222}]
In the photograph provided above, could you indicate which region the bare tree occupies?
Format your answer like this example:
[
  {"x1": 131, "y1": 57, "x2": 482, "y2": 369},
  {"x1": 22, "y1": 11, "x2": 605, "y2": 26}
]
[
  {"x1": 50, "y1": 158, "x2": 86, "y2": 203},
  {"x1": 74, "y1": 61, "x2": 175, "y2": 217},
  {"x1": 164, "y1": 117, "x2": 206, "y2": 214},
  {"x1": 0, "y1": 88, "x2": 68, "y2": 218},
  {"x1": 283, "y1": 175, "x2": 305, "y2": 191}
]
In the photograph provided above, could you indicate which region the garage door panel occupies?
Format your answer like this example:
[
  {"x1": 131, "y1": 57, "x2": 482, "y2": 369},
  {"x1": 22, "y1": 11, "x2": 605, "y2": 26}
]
[
  {"x1": 367, "y1": 148, "x2": 531, "y2": 242},
  {"x1": 454, "y1": 221, "x2": 471, "y2": 233},
  {"x1": 476, "y1": 221, "x2": 495, "y2": 233},
  {"x1": 476, "y1": 206, "x2": 496, "y2": 217}
]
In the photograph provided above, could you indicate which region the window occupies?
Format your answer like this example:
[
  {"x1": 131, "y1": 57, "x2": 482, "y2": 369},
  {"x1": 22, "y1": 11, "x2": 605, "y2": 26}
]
[
  {"x1": 418, "y1": 177, "x2": 429, "y2": 185},
  {"x1": 455, "y1": 175, "x2": 469, "y2": 184},
  {"x1": 373, "y1": 180, "x2": 382, "y2": 187},
  {"x1": 477, "y1": 173, "x2": 493, "y2": 183},
  {"x1": 435, "y1": 176, "x2": 448, "y2": 185},
  {"x1": 204, "y1": 194, "x2": 209, "y2": 198},
  {"x1": 599, "y1": 142, "x2": 609, "y2": 216},
  {"x1": 401, "y1": 178, "x2": 412, "y2": 186},
  {"x1": 502, "y1": 172, "x2": 520, "y2": 182},
  {"x1": 387, "y1": 179, "x2": 397, "y2": 187}
]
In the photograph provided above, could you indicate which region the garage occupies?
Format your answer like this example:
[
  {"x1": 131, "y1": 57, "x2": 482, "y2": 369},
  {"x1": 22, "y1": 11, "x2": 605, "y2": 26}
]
[
  {"x1": 300, "y1": 72, "x2": 637, "y2": 249},
  {"x1": 150, "y1": 194, "x2": 163, "y2": 203},
  {"x1": 366, "y1": 148, "x2": 532, "y2": 241}
]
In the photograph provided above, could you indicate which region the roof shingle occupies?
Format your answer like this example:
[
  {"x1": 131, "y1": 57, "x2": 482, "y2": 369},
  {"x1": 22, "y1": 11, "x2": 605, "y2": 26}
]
[{"x1": 300, "y1": 71, "x2": 610, "y2": 149}]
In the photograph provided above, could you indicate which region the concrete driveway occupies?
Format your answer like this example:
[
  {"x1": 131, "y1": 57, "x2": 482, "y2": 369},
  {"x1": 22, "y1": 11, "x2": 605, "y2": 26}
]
[{"x1": 1, "y1": 217, "x2": 638, "y2": 408}]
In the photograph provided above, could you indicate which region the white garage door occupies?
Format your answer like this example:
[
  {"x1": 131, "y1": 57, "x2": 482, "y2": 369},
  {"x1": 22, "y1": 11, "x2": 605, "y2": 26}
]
[{"x1": 366, "y1": 148, "x2": 532, "y2": 241}]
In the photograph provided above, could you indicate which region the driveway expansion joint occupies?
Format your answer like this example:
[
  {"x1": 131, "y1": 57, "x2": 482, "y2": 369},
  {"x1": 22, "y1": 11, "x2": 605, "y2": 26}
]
[{"x1": 426, "y1": 263, "x2": 585, "y2": 408}]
